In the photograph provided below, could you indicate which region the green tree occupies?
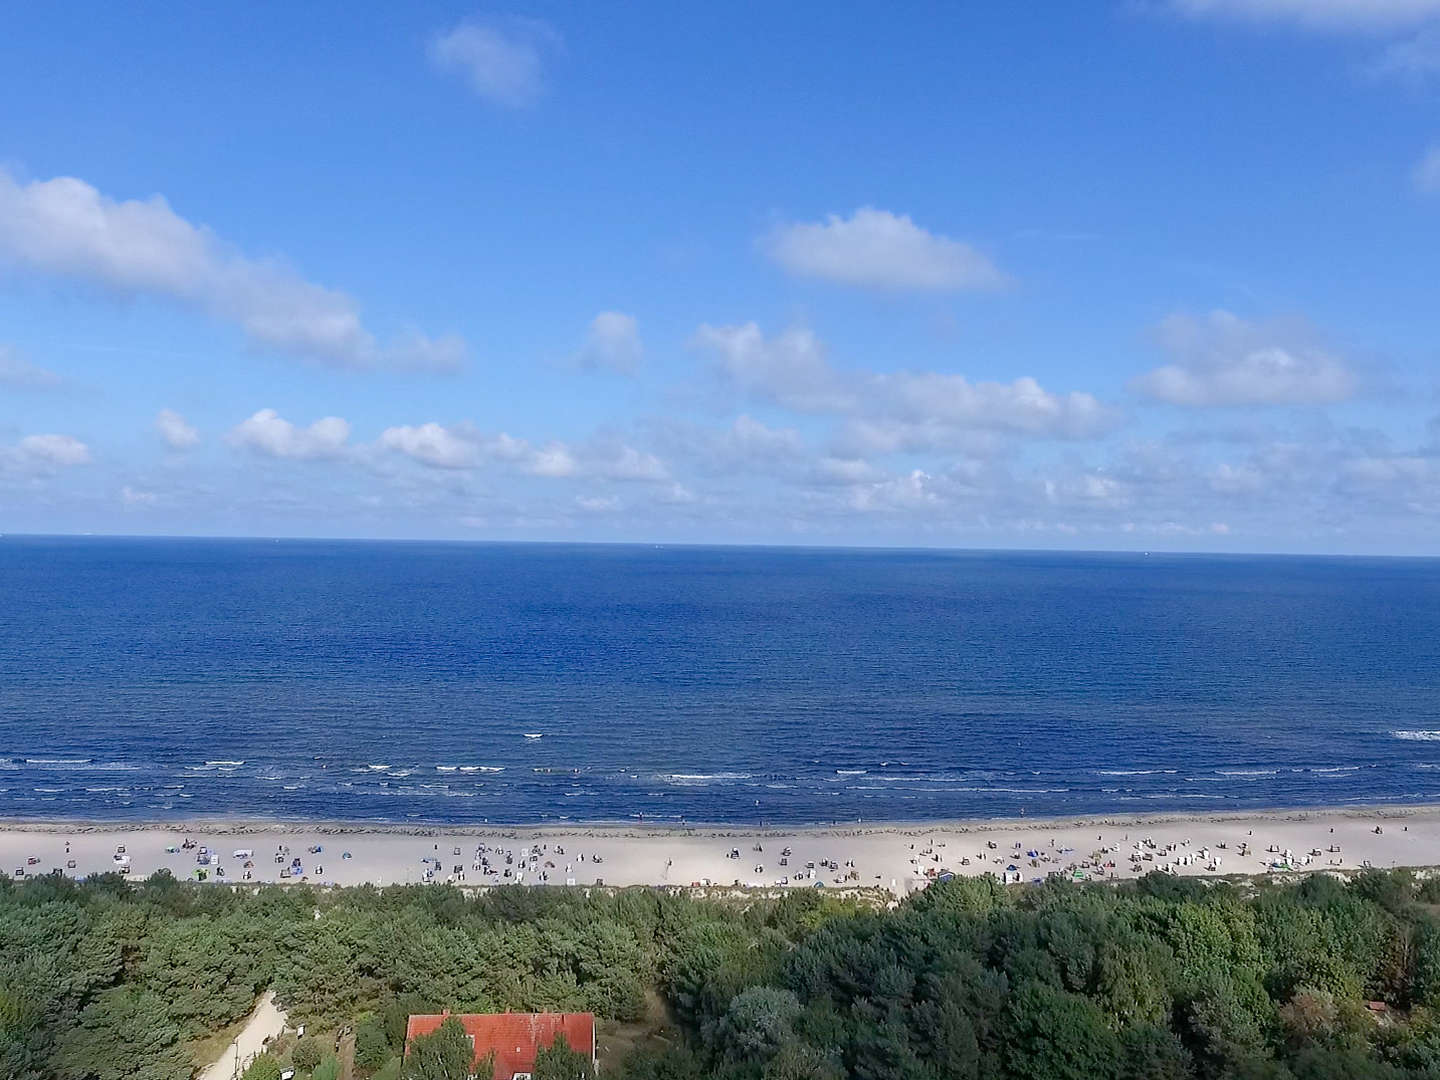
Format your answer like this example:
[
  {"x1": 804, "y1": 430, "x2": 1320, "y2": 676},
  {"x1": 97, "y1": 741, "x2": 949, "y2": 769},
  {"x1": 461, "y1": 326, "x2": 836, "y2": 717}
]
[
  {"x1": 400, "y1": 1016, "x2": 474, "y2": 1080},
  {"x1": 1004, "y1": 982, "x2": 1123, "y2": 1080},
  {"x1": 312, "y1": 1053, "x2": 342, "y2": 1080},
  {"x1": 534, "y1": 1032, "x2": 595, "y2": 1080},
  {"x1": 715, "y1": 986, "x2": 803, "y2": 1064},
  {"x1": 53, "y1": 986, "x2": 191, "y2": 1080},
  {"x1": 356, "y1": 1013, "x2": 393, "y2": 1069}
]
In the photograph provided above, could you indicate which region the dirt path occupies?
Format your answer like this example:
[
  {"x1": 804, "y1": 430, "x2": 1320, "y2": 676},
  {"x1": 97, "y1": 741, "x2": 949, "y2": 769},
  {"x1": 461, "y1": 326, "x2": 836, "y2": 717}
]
[{"x1": 197, "y1": 991, "x2": 288, "y2": 1080}]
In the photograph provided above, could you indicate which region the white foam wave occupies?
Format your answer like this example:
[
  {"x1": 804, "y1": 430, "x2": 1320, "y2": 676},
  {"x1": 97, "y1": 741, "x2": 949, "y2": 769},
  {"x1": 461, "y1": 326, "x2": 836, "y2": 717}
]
[
  {"x1": 1394, "y1": 731, "x2": 1440, "y2": 741},
  {"x1": 659, "y1": 772, "x2": 752, "y2": 783}
]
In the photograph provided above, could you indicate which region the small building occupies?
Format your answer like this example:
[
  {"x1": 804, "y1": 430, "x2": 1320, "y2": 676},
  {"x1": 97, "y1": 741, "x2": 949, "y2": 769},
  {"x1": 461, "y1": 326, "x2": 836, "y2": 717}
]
[{"x1": 405, "y1": 1011, "x2": 597, "y2": 1080}]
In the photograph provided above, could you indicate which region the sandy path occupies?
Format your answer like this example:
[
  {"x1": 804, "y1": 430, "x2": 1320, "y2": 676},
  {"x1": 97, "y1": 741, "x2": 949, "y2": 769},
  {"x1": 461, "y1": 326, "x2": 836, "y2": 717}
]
[
  {"x1": 4, "y1": 805, "x2": 1439, "y2": 894},
  {"x1": 196, "y1": 991, "x2": 287, "y2": 1080}
]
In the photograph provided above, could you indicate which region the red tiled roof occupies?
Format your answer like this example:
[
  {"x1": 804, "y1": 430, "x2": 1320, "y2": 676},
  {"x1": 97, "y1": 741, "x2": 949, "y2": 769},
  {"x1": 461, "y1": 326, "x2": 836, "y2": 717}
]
[{"x1": 405, "y1": 1012, "x2": 596, "y2": 1078}]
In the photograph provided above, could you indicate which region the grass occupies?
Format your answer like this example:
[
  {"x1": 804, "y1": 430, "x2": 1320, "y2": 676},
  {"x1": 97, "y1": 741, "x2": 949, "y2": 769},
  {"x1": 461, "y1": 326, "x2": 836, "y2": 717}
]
[{"x1": 186, "y1": 1013, "x2": 253, "y2": 1074}]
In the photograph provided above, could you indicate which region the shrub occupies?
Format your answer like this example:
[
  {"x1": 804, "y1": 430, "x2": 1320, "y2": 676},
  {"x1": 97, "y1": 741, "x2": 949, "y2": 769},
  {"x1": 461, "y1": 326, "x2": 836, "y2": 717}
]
[
  {"x1": 242, "y1": 1055, "x2": 283, "y2": 1080},
  {"x1": 292, "y1": 1037, "x2": 323, "y2": 1072}
]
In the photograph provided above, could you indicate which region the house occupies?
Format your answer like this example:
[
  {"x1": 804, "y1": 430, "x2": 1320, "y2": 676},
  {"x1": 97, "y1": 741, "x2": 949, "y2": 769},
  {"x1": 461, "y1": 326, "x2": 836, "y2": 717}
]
[{"x1": 405, "y1": 1011, "x2": 597, "y2": 1079}]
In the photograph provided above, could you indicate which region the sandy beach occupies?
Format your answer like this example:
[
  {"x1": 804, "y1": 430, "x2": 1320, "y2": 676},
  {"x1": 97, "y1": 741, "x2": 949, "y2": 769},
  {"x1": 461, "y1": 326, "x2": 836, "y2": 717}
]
[{"x1": 4, "y1": 804, "x2": 1439, "y2": 894}]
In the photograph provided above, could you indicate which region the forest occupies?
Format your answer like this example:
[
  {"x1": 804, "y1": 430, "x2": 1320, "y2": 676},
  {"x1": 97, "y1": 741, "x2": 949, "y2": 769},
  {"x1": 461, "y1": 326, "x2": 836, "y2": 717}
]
[{"x1": 8, "y1": 866, "x2": 1440, "y2": 1079}]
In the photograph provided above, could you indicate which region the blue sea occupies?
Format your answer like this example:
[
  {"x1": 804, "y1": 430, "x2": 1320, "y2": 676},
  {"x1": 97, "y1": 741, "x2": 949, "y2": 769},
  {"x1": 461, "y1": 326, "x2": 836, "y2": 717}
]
[{"x1": 2, "y1": 536, "x2": 1439, "y2": 826}]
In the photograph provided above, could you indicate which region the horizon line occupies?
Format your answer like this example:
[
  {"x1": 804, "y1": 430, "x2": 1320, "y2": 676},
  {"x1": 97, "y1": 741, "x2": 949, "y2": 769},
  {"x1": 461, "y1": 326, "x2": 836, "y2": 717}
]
[{"x1": 2, "y1": 530, "x2": 1436, "y2": 561}]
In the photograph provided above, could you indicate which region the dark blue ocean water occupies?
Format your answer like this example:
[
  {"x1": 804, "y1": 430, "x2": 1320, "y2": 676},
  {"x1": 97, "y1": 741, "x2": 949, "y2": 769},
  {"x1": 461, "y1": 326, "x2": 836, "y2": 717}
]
[{"x1": 2, "y1": 536, "x2": 1440, "y2": 825}]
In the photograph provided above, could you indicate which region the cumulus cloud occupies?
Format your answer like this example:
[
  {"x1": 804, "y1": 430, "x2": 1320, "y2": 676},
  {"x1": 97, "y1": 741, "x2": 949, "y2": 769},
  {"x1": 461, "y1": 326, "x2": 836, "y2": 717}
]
[
  {"x1": 10, "y1": 433, "x2": 91, "y2": 468},
  {"x1": 0, "y1": 345, "x2": 64, "y2": 390},
  {"x1": 1414, "y1": 145, "x2": 1440, "y2": 193},
  {"x1": 378, "y1": 422, "x2": 481, "y2": 469},
  {"x1": 0, "y1": 169, "x2": 464, "y2": 371},
  {"x1": 694, "y1": 322, "x2": 1118, "y2": 441},
  {"x1": 578, "y1": 311, "x2": 642, "y2": 373},
  {"x1": 155, "y1": 408, "x2": 200, "y2": 450},
  {"x1": 1167, "y1": 0, "x2": 1440, "y2": 30},
  {"x1": 428, "y1": 16, "x2": 560, "y2": 106},
  {"x1": 228, "y1": 409, "x2": 351, "y2": 461},
  {"x1": 763, "y1": 207, "x2": 1007, "y2": 291},
  {"x1": 693, "y1": 324, "x2": 854, "y2": 412},
  {"x1": 378, "y1": 421, "x2": 668, "y2": 481},
  {"x1": 121, "y1": 485, "x2": 158, "y2": 508},
  {"x1": 1131, "y1": 311, "x2": 1358, "y2": 407}
]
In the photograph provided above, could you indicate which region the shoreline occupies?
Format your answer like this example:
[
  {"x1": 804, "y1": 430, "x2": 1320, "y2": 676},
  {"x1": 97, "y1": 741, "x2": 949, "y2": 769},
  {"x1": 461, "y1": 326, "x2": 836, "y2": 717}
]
[{"x1": 3, "y1": 800, "x2": 1438, "y2": 838}]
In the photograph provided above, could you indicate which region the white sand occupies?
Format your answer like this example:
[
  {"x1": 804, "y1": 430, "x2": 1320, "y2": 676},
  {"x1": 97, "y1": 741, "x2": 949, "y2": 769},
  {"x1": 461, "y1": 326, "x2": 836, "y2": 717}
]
[
  {"x1": 3, "y1": 806, "x2": 1437, "y2": 895},
  {"x1": 196, "y1": 992, "x2": 287, "y2": 1080}
]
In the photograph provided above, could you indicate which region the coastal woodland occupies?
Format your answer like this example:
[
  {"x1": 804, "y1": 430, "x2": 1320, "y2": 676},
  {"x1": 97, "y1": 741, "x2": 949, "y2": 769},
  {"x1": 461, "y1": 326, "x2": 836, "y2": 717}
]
[{"x1": 10, "y1": 869, "x2": 1440, "y2": 1079}]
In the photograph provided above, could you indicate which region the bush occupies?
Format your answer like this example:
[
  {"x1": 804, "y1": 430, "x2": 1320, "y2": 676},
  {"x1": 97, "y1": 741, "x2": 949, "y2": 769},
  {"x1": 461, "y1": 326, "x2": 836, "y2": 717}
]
[
  {"x1": 242, "y1": 1055, "x2": 283, "y2": 1080},
  {"x1": 292, "y1": 1037, "x2": 323, "y2": 1072},
  {"x1": 372, "y1": 1058, "x2": 403, "y2": 1080},
  {"x1": 312, "y1": 1053, "x2": 341, "y2": 1080}
]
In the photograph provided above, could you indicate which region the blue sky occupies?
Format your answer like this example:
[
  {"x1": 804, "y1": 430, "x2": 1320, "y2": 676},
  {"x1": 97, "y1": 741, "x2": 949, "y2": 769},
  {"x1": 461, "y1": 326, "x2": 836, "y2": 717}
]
[{"x1": 2, "y1": 1, "x2": 1439, "y2": 552}]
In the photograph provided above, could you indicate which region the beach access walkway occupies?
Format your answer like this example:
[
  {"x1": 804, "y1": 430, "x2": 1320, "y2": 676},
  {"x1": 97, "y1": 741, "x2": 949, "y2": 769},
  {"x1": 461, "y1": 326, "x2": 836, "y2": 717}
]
[{"x1": 196, "y1": 991, "x2": 287, "y2": 1080}]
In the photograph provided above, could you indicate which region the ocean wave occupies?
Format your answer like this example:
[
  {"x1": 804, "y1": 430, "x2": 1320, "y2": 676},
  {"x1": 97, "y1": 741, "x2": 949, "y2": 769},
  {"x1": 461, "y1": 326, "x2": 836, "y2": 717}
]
[
  {"x1": 206, "y1": 760, "x2": 245, "y2": 766},
  {"x1": 1216, "y1": 769, "x2": 1278, "y2": 776},
  {"x1": 1393, "y1": 731, "x2": 1440, "y2": 741},
  {"x1": 659, "y1": 772, "x2": 752, "y2": 782},
  {"x1": 1096, "y1": 768, "x2": 1178, "y2": 776},
  {"x1": 24, "y1": 757, "x2": 92, "y2": 765}
]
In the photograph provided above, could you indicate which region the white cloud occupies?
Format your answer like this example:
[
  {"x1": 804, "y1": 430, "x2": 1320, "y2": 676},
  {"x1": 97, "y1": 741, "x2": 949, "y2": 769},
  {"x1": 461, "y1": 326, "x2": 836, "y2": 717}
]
[
  {"x1": 578, "y1": 311, "x2": 642, "y2": 373},
  {"x1": 13, "y1": 433, "x2": 91, "y2": 467},
  {"x1": 0, "y1": 169, "x2": 463, "y2": 371},
  {"x1": 378, "y1": 421, "x2": 668, "y2": 482},
  {"x1": 575, "y1": 495, "x2": 620, "y2": 513},
  {"x1": 849, "y1": 470, "x2": 944, "y2": 512},
  {"x1": 155, "y1": 408, "x2": 200, "y2": 450},
  {"x1": 121, "y1": 485, "x2": 158, "y2": 508},
  {"x1": 808, "y1": 457, "x2": 886, "y2": 486},
  {"x1": 379, "y1": 422, "x2": 481, "y2": 469},
  {"x1": 872, "y1": 372, "x2": 1117, "y2": 438},
  {"x1": 1208, "y1": 462, "x2": 1266, "y2": 494},
  {"x1": 1168, "y1": 0, "x2": 1440, "y2": 30},
  {"x1": 693, "y1": 323, "x2": 854, "y2": 412},
  {"x1": 228, "y1": 409, "x2": 351, "y2": 461},
  {"x1": 525, "y1": 443, "x2": 578, "y2": 478},
  {"x1": 1131, "y1": 310, "x2": 1358, "y2": 406},
  {"x1": 0, "y1": 345, "x2": 63, "y2": 389},
  {"x1": 428, "y1": 17, "x2": 559, "y2": 106},
  {"x1": 694, "y1": 322, "x2": 1118, "y2": 440},
  {"x1": 1372, "y1": 26, "x2": 1440, "y2": 79},
  {"x1": 763, "y1": 207, "x2": 1007, "y2": 292},
  {"x1": 1414, "y1": 145, "x2": 1440, "y2": 193}
]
